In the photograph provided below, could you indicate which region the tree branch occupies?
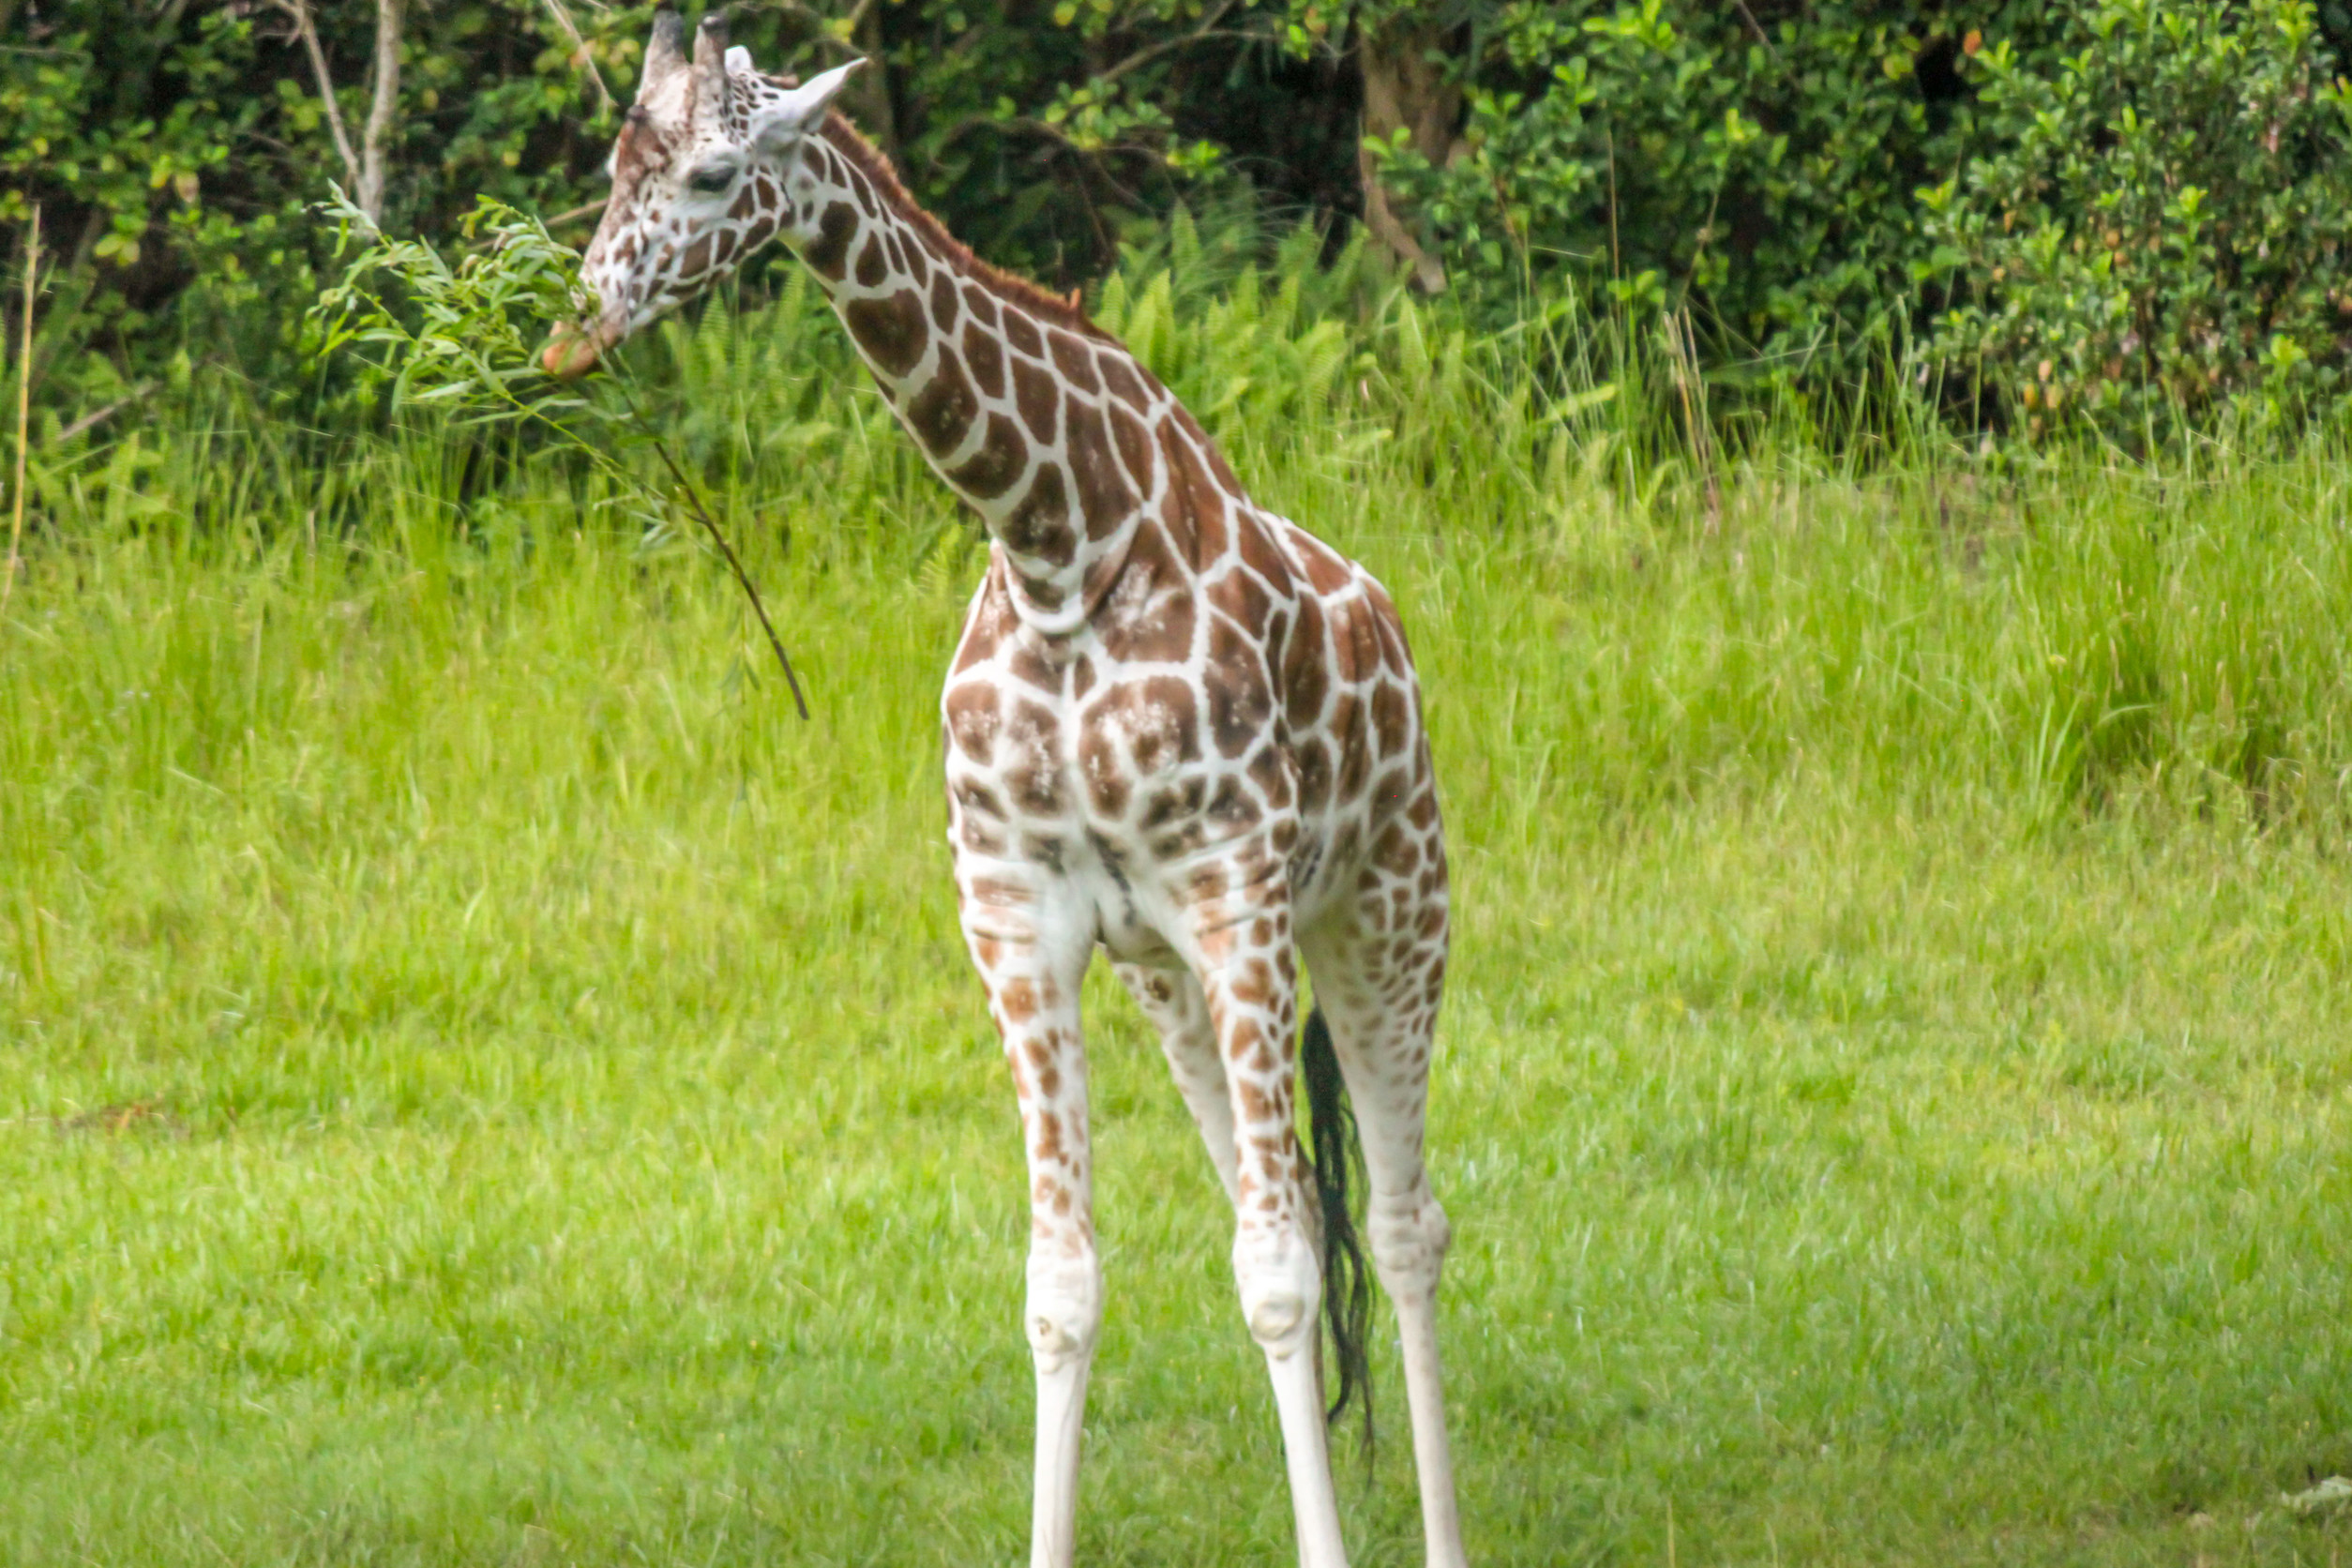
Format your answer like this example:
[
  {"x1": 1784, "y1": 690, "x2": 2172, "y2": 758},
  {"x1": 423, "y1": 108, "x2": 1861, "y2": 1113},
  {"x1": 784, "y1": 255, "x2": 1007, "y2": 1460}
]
[
  {"x1": 1730, "y1": 0, "x2": 1779, "y2": 60},
  {"x1": 536, "y1": 0, "x2": 614, "y2": 113},
  {"x1": 1093, "y1": 0, "x2": 1243, "y2": 90},
  {"x1": 266, "y1": 0, "x2": 364, "y2": 199}
]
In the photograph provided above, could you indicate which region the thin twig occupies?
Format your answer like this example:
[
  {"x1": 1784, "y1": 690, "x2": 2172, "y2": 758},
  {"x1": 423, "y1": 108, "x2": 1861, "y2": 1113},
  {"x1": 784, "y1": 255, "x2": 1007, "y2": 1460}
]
[
  {"x1": 266, "y1": 0, "x2": 365, "y2": 198},
  {"x1": 544, "y1": 198, "x2": 608, "y2": 228},
  {"x1": 468, "y1": 198, "x2": 605, "y2": 250},
  {"x1": 537, "y1": 0, "x2": 615, "y2": 113},
  {"x1": 56, "y1": 389, "x2": 138, "y2": 445},
  {"x1": 1665, "y1": 309, "x2": 1720, "y2": 533},
  {"x1": 621, "y1": 390, "x2": 810, "y2": 720},
  {"x1": 1093, "y1": 0, "x2": 1241, "y2": 89},
  {"x1": 5, "y1": 204, "x2": 35, "y2": 612},
  {"x1": 1604, "y1": 123, "x2": 1621, "y2": 281},
  {"x1": 1730, "y1": 0, "x2": 1778, "y2": 60}
]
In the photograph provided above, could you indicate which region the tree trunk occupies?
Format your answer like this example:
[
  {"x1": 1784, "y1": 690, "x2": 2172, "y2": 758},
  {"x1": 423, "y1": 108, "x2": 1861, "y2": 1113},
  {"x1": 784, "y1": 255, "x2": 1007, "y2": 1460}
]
[
  {"x1": 1357, "y1": 21, "x2": 1463, "y2": 294},
  {"x1": 355, "y1": 0, "x2": 404, "y2": 227}
]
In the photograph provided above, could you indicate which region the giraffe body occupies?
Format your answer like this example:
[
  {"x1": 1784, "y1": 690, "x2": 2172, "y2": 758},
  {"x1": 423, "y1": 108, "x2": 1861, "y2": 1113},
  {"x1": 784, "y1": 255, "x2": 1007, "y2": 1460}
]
[{"x1": 553, "y1": 20, "x2": 1465, "y2": 1566}]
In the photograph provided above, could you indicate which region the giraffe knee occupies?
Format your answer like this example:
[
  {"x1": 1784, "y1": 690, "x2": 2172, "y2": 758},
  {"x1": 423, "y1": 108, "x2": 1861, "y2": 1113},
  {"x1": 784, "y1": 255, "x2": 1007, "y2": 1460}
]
[
  {"x1": 1367, "y1": 1187, "x2": 1450, "y2": 1301},
  {"x1": 1232, "y1": 1226, "x2": 1321, "y2": 1357},
  {"x1": 1024, "y1": 1249, "x2": 1101, "y2": 1374}
]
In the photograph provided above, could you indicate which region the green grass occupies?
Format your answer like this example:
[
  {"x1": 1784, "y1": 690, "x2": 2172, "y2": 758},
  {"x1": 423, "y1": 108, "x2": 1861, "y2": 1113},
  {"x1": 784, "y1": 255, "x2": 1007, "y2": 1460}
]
[{"x1": 6, "y1": 266, "x2": 2352, "y2": 1564}]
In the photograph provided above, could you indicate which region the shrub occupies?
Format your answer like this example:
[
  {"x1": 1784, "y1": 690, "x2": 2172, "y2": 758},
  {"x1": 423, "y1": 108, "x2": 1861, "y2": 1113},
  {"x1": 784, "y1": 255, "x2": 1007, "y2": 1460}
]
[
  {"x1": 1365, "y1": 2, "x2": 2029, "y2": 377},
  {"x1": 1923, "y1": 0, "x2": 2352, "y2": 443}
]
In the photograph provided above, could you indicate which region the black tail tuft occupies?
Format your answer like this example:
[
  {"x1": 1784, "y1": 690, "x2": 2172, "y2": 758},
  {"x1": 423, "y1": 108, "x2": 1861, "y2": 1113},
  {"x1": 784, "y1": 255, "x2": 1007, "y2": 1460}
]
[{"x1": 1300, "y1": 1004, "x2": 1375, "y2": 1458}]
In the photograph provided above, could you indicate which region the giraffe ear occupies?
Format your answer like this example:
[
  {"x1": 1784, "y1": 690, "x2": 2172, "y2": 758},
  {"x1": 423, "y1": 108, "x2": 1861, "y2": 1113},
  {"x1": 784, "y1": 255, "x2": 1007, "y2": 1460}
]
[{"x1": 750, "y1": 58, "x2": 865, "y2": 148}]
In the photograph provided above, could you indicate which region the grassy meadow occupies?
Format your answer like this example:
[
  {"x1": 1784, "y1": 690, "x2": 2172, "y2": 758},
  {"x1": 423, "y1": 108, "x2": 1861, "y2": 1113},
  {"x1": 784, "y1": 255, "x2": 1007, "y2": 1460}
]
[{"x1": 6, "y1": 248, "x2": 2352, "y2": 1564}]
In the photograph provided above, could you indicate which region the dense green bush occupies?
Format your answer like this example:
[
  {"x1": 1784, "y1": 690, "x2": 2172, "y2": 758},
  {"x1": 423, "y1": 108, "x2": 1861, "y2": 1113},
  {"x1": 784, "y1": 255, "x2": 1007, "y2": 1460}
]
[
  {"x1": 1369, "y1": 2, "x2": 2016, "y2": 363},
  {"x1": 1923, "y1": 0, "x2": 2352, "y2": 442},
  {"x1": 14, "y1": 0, "x2": 2352, "y2": 445},
  {"x1": 0, "y1": 0, "x2": 1349, "y2": 404}
]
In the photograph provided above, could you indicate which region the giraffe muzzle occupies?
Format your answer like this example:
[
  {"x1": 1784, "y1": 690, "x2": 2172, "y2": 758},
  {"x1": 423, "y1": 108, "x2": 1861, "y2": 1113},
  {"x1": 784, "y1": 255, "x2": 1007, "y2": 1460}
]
[{"x1": 540, "y1": 316, "x2": 622, "y2": 380}]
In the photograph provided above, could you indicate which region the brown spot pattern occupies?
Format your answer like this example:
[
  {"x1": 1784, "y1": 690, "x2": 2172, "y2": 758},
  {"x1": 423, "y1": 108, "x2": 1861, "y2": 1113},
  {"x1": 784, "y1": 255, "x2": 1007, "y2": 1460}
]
[
  {"x1": 1013, "y1": 357, "x2": 1060, "y2": 445},
  {"x1": 1234, "y1": 520, "x2": 1289, "y2": 596},
  {"x1": 1298, "y1": 535, "x2": 1354, "y2": 596},
  {"x1": 1115, "y1": 674, "x2": 1203, "y2": 774},
  {"x1": 1171, "y1": 404, "x2": 1248, "y2": 498},
  {"x1": 1206, "y1": 617, "x2": 1274, "y2": 758},
  {"x1": 963, "y1": 320, "x2": 1005, "y2": 399},
  {"x1": 1003, "y1": 309, "x2": 1043, "y2": 359},
  {"x1": 1002, "y1": 700, "x2": 1065, "y2": 815},
  {"x1": 953, "y1": 568, "x2": 1016, "y2": 672},
  {"x1": 1064, "y1": 399, "x2": 1136, "y2": 540},
  {"x1": 1108, "y1": 403, "x2": 1154, "y2": 495},
  {"x1": 1100, "y1": 356, "x2": 1151, "y2": 411},
  {"x1": 946, "y1": 682, "x2": 1002, "y2": 761},
  {"x1": 1212, "y1": 565, "x2": 1272, "y2": 639},
  {"x1": 1282, "y1": 595, "x2": 1330, "y2": 729},
  {"x1": 1371, "y1": 681, "x2": 1410, "y2": 758},
  {"x1": 1048, "y1": 332, "x2": 1102, "y2": 394},
  {"x1": 1094, "y1": 521, "x2": 1194, "y2": 664},
  {"x1": 947, "y1": 413, "x2": 1028, "y2": 500},
  {"x1": 1156, "y1": 419, "x2": 1229, "y2": 566},
  {"x1": 909, "y1": 346, "x2": 978, "y2": 459},
  {"x1": 1002, "y1": 464, "x2": 1075, "y2": 561},
  {"x1": 844, "y1": 289, "x2": 929, "y2": 378}
]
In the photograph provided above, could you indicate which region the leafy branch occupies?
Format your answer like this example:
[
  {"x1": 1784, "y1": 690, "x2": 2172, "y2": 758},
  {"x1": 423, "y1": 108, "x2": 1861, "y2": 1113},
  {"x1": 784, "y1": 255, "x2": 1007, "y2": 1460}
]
[{"x1": 308, "y1": 192, "x2": 810, "y2": 718}]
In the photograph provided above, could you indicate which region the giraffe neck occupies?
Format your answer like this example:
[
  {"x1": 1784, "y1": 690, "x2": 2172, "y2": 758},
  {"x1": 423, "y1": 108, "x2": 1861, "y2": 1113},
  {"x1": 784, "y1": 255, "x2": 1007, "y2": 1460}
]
[{"x1": 781, "y1": 120, "x2": 1178, "y2": 634}]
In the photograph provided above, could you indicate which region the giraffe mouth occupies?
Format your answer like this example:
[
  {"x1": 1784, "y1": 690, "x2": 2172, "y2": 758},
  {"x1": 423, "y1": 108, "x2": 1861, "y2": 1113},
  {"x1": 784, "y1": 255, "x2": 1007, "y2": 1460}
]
[{"x1": 540, "y1": 316, "x2": 623, "y2": 380}]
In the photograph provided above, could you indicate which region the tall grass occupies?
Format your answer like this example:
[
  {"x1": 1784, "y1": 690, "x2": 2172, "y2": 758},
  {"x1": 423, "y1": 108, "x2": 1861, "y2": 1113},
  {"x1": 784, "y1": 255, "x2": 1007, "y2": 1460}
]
[{"x1": 6, "y1": 218, "x2": 2352, "y2": 1565}]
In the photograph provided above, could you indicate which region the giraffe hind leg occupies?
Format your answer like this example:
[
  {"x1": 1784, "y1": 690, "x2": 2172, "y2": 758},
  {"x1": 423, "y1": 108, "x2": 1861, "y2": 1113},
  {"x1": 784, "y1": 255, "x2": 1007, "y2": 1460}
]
[
  {"x1": 1123, "y1": 949, "x2": 1364, "y2": 1551},
  {"x1": 1114, "y1": 957, "x2": 1240, "y2": 1204},
  {"x1": 1180, "y1": 901, "x2": 1351, "y2": 1568},
  {"x1": 1303, "y1": 875, "x2": 1467, "y2": 1568}
]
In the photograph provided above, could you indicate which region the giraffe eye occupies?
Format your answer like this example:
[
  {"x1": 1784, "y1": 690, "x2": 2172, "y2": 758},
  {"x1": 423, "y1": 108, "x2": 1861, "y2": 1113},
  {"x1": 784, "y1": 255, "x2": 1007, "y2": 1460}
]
[{"x1": 687, "y1": 165, "x2": 736, "y2": 194}]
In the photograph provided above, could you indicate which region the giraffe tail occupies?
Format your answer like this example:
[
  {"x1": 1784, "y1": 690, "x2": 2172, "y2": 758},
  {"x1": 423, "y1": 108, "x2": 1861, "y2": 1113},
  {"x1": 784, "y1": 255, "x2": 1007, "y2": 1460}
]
[{"x1": 1301, "y1": 1004, "x2": 1375, "y2": 1455}]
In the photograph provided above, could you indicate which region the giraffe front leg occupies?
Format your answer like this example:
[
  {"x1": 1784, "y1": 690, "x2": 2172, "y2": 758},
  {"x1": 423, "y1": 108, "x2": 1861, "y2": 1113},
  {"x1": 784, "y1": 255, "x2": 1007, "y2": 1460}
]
[
  {"x1": 961, "y1": 879, "x2": 1098, "y2": 1568},
  {"x1": 1185, "y1": 876, "x2": 1350, "y2": 1568}
]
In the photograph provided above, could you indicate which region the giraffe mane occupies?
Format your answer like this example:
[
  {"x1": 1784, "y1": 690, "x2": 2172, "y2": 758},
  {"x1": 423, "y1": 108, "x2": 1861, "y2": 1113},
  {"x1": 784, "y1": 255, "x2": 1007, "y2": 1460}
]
[{"x1": 819, "y1": 112, "x2": 1117, "y2": 345}]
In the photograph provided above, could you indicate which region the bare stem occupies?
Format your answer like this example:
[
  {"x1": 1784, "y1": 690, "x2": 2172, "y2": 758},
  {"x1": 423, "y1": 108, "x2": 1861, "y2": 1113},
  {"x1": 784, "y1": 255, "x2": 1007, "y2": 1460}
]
[
  {"x1": 5, "y1": 204, "x2": 35, "y2": 613},
  {"x1": 623, "y1": 393, "x2": 811, "y2": 721},
  {"x1": 536, "y1": 0, "x2": 615, "y2": 113}
]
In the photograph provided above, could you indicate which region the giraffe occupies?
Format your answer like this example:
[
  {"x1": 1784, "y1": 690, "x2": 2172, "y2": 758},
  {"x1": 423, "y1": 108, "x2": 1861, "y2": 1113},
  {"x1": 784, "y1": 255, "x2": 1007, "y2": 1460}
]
[{"x1": 544, "y1": 16, "x2": 1466, "y2": 1567}]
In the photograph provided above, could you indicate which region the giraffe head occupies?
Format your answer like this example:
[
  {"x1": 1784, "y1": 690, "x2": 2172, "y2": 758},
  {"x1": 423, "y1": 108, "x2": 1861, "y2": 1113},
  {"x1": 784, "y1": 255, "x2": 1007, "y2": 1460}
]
[{"x1": 542, "y1": 10, "x2": 862, "y2": 378}]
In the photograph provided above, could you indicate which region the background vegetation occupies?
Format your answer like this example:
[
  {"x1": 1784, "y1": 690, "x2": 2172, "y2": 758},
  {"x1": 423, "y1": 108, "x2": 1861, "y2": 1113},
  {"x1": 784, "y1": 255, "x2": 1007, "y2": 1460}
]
[{"x1": 20, "y1": 0, "x2": 2352, "y2": 439}]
